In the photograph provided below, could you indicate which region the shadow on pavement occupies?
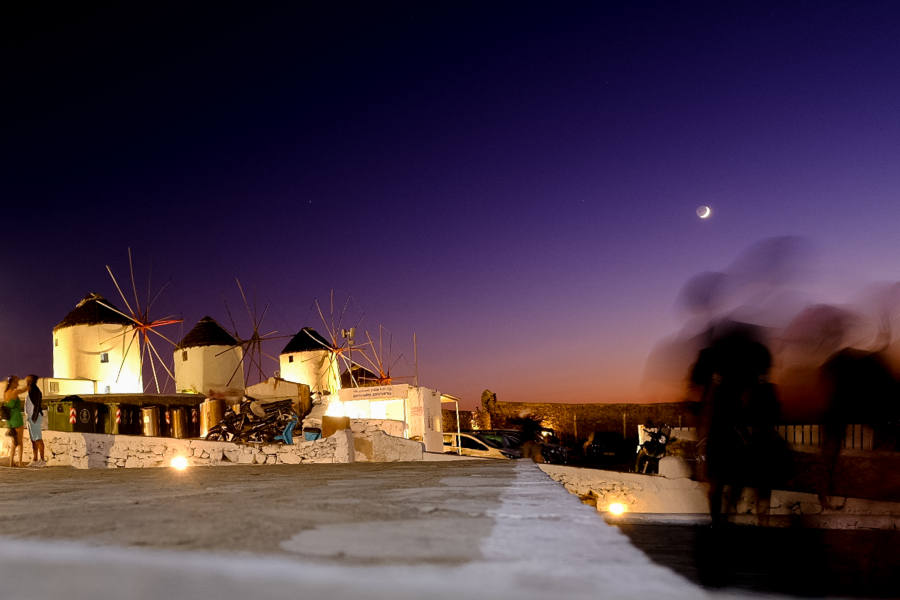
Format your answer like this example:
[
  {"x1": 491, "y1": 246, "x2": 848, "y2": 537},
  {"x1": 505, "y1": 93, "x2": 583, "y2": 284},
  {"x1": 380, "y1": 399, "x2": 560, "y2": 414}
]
[{"x1": 616, "y1": 523, "x2": 900, "y2": 598}]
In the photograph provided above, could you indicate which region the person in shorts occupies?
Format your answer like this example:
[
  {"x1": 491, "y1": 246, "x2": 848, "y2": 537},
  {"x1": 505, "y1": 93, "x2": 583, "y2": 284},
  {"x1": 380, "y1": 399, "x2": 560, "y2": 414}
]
[
  {"x1": 24, "y1": 374, "x2": 45, "y2": 466},
  {"x1": 4, "y1": 376, "x2": 26, "y2": 467}
]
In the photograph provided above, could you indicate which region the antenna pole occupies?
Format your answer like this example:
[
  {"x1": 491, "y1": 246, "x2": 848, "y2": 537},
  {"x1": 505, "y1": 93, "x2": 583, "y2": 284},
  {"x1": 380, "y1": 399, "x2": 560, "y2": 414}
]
[{"x1": 413, "y1": 332, "x2": 418, "y2": 388}]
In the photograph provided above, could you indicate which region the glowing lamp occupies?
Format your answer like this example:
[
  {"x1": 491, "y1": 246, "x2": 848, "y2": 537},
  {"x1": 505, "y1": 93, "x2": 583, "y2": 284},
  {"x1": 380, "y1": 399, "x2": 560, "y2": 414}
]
[
  {"x1": 170, "y1": 456, "x2": 189, "y2": 470},
  {"x1": 608, "y1": 502, "x2": 627, "y2": 516}
]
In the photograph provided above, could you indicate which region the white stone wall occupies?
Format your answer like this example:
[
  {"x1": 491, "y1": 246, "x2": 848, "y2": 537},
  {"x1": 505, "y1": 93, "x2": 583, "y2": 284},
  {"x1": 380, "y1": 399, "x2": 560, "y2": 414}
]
[
  {"x1": 348, "y1": 419, "x2": 424, "y2": 462},
  {"x1": 0, "y1": 427, "x2": 354, "y2": 468},
  {"x1": 540, "y1": 463, "x2": 710, "y2": 514},
  {"x1": 350, "y1": 418, "x2": 404, "y2": 438}
]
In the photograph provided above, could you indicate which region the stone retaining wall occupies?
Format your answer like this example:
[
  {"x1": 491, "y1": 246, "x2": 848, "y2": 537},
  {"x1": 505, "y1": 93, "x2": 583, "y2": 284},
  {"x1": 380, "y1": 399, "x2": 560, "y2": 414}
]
[
  {"x1": 1, "y1": 427, "x2": 353, "y2": 468},
  {"x1": 349, "y1": 419, "x2": 424, "y2": 462},
  {"x1": 1, "y1": 420, "x2": 426, "y2": 467}
]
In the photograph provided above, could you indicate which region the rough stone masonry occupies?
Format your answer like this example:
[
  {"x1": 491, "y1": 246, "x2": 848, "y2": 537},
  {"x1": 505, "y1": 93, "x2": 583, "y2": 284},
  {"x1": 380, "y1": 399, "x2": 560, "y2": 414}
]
[{"x1": 1, "y1": 418, "x2": 423, "y2": 468}]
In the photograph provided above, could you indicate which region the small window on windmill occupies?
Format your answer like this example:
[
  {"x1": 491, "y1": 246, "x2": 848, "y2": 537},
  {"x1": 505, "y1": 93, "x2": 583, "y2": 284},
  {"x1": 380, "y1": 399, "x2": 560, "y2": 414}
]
[
  {"x1": 104, "y1": 385, "x2": 111, "y2": 394},
  {"x1": 100, "y1": 353, "x2": 109, "y2": 363},
  {"x1": 288, "y1": 355, "x2": 294, "y2": 363},
  {"x1": 182, "y1": 351, "x2": 188, "y2": 362},
  {"x1": 54, "y1": 338, "x2": 59, "y2": 347},
  {"x1": 49, "y1": 381, "x2": 59, "y2": 393}
]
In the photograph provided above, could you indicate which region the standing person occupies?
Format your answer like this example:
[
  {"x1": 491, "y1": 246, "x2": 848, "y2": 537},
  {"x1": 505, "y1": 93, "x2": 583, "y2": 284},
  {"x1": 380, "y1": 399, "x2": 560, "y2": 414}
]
[
  {"x1": 4, "y1": 376, "x2": 27, "y2": 467},
  {"x1": 24, "y1": 374, "x2": 45, "y2": 466}
]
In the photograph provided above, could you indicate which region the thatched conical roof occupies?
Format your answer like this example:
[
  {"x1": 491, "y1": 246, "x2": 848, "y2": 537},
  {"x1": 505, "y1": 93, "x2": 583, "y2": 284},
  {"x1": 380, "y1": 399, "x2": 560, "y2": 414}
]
[
  {"x1": 176, "y1": 317, "x2": 237, "y2": 350},
  {"x1": 281, "y1": 327, "x2": 332, "y2": 354},
  {"x1": 340, "y1": 365, "x2": 381, "y2": 388},
  {"x1": 54, "y1": 293, "x2": 134, "y2": 332}
]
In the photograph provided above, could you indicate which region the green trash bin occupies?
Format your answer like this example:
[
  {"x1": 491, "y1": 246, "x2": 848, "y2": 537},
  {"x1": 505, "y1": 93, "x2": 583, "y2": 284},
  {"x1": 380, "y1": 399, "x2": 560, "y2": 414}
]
[
  {"x1": 99, "y1": 403, "x2": 136, "y2": 435},
  {"x1": 48, "y1": 399, "x2": 98, "y2": 433}
]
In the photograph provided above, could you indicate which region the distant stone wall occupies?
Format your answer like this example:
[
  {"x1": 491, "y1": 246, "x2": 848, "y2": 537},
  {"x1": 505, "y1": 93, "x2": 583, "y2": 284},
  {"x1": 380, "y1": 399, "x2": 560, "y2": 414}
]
[
  {"x1": 0, "y1": 427, "x2": 354, "y2": 468},
  {"x1": 441, "y1": 409, "x2": 491, "y2": 432},
  {"x1": 483, "y1": 398, "x2": 699, "y2": 443}
]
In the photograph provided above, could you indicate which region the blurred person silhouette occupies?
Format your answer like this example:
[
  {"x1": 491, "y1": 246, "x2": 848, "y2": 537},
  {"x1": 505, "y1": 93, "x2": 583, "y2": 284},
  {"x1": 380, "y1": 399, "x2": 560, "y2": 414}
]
[
  {"x1": 4, "y1": 376, "x2": 28, "y2": 467},
  {"x1": 818, "y1": 348, "x2": 900, "y2": 507},
  {"x1": 690, "y1": 322, "x2": 786, "y2": 526},
  {"x1": 690, "y1": 323, "x2": 790, "y2": 588},
  {"x1": 24, "y1": 374, "x2": 45, "y2": 466},
  {"x1": 511, "y1": 415, "x2": 545, "y2": 463},
  {"x1": 783, "y1": 303, "x2": 900, "y2": 507}
]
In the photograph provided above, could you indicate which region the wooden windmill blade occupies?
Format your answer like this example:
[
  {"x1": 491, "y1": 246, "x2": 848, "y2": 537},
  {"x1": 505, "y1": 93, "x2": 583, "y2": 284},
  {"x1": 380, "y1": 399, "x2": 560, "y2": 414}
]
[
  {"x1": 95, "y1": 297, "x2": 142, "y2": 387},
  {"x1": 116, "y1": 329, "x2": 141, "y2": 385},
  {"x1": 219, "y1": 279, "x2": 295, "y2": 387},
  {"x1": 358, "y1": 325, "x2": 414, "y2": 386},
  {"x1": 127, "y1": 248, "x2": 142, "y2": 319},
  {"x1": 147, "y1": 278, "x2": 173, "y2": 314},
  {"x1": 221, "y1": 292, "x2": 241, "y2": 337},
  {"x1": 309, "y1": 291, "x2": 377, "y2": 389},
  {"x1": 360, "y1": 330, "x2": 390, "y2": 384},
  {"x1": 104, "y1": 249, "x2": 183, "y2": 393}
]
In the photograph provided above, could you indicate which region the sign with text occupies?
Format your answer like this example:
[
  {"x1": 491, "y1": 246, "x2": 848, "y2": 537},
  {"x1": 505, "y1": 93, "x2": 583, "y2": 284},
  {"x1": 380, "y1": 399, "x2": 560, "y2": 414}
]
[{"x1": 339, "y1": 384, "x2": 409, "y2": 402}]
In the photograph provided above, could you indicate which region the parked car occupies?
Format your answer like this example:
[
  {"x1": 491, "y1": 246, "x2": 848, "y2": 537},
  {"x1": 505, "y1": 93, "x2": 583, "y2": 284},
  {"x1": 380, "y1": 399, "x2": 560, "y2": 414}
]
[
  {"x1": 465, "y1": 430, "x2": 522, "y2": 458},
  {"x1": 467, "y1": 428, "x2": 568, "y2": 464},
  {"x1": 442, "y1": 432, "x2": 516, "y2": 459}
]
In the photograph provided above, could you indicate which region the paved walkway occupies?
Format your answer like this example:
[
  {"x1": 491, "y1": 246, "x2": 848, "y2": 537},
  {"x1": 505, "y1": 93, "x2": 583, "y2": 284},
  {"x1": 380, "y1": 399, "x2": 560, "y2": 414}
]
[{"x1": 0, "y1": 460, "x2": 740, "y2": 600}]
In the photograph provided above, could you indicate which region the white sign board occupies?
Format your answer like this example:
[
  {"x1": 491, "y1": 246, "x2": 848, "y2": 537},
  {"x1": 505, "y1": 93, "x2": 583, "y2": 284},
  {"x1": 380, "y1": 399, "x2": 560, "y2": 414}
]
[{"x1": 338, "y1": 384, "x2": 409, "y2": 402}]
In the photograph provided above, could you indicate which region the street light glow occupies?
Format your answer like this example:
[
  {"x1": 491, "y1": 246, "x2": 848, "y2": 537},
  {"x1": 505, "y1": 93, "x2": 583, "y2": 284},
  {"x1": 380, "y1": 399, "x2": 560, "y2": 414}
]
[{"x1": 608, "y1": 503, "x2": 626, "y2": 515}]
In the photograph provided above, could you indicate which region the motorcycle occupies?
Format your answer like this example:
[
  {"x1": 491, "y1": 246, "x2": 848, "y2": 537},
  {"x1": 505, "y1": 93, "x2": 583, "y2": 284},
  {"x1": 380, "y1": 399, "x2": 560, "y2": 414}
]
[{"x1": 634, "y1": 423, "x2": 672, "y2": 474}]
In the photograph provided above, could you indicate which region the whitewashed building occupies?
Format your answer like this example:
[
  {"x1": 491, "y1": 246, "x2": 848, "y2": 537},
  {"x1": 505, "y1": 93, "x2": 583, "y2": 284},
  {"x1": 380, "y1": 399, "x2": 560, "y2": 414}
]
[
  {"x1": 52, "y1": 293, "x2": 142, "y2": 394},
  {"x1": 327, "y1": 384, "x2": 444, "y2": 452},
  {"x1": 279, "y1": 328, "x2": 340, "y2": 396},
  {"x1": 174, "y1": 316, "x2": 244, "y2": 394}
]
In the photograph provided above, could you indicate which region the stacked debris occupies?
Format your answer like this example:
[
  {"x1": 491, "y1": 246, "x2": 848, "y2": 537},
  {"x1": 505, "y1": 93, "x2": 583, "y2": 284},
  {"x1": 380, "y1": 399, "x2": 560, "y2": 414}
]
[{"x1": 205, "y1": 397, "x2": 298, "y2": 444}]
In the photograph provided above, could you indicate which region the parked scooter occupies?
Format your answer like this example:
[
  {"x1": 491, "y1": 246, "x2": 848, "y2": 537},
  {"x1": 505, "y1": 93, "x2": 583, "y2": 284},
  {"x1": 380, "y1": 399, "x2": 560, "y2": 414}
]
[{"x1": 634, "y1": 423, "x2": 672, "y2": 474}]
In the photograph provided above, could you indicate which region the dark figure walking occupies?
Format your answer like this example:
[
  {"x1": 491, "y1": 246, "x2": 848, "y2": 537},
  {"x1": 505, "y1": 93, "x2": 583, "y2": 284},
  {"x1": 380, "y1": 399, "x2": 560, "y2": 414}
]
[
  {"x1": 818, "y1": 349, "x2": 900, "y2": 507},
  {"x1": 691, "y1": 324, "x2": 784, "y2": 525}
]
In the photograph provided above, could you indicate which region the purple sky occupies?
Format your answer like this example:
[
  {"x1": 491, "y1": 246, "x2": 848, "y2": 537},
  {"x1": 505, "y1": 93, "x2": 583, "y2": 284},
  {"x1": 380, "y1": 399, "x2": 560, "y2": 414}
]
[{"x1": 3, "y1": 2, "x2": 900, "y2": 409}]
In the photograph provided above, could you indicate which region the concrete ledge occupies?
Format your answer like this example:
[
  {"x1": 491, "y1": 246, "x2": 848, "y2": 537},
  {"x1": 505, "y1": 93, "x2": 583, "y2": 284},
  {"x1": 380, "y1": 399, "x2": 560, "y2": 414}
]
[
  {"x1": 541, "y1": 464, "x2": 900, "y2": 530},
  {"x1": 421, "y1": 452, "x2": 487, "y2": 461}
]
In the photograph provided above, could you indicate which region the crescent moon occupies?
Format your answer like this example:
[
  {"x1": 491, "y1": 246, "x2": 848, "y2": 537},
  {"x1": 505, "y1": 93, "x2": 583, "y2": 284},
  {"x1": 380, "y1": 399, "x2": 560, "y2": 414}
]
[{"x1": 697, "y1": 206, "x2": 711, "y2": 219}]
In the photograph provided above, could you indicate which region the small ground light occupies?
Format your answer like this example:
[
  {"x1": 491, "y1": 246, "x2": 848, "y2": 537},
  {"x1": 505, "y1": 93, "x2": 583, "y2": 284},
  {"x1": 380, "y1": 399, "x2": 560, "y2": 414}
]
[
  {"x1": 608, "y1": 503, "x2": 626, "y2": 515},
  {"x1": 171, "y1": 456, "x2": 189, "y2": 470}
]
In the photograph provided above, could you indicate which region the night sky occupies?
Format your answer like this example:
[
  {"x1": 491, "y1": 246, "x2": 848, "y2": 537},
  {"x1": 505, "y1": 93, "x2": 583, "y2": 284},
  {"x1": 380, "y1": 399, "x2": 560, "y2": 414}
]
[{"x1": 3, "y1": 2, "x2": 900, "y2": 409}]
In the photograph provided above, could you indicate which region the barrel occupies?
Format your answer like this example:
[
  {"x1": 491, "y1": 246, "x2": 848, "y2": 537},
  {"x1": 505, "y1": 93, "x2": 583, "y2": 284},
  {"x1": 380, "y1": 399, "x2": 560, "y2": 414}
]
[
  {"x1": 199, "y1": 398, "x2": 225, "y2": 438},
  {"x1": 140, "y1": 406, "x2": 160, "y2": 437},
  {"x1": 170, "y1": 407, "x2": 189, "y2": 439}
]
